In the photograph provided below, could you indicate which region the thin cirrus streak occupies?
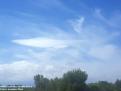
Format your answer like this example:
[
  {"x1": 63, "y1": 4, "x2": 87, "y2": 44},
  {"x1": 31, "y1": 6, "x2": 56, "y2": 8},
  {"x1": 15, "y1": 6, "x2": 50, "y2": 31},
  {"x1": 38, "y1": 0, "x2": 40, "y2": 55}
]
[{"x1": 12, "y1": 38, "x2": 80, "y2": 49}]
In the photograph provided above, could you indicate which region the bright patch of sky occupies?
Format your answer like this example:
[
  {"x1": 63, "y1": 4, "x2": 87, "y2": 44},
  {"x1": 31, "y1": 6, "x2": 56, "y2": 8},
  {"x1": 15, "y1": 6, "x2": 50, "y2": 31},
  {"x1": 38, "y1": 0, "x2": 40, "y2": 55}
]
[{"x1": 0, "y1": 0, "x2": 121, "y2": 85}]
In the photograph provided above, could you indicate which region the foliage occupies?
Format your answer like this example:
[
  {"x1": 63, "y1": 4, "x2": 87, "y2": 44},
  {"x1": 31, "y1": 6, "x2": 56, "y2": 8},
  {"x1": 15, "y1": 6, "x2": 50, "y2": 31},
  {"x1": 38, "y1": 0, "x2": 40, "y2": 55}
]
[
  {"x1": 115, "y1": 79, "x2": 121, "y2": 91},
  {"x1": 88, "y1": 81, "x2": 117, "y2": 91},
  {"x1": 34, "y1": 69, "x2": 121, "y2": 91},
  {"x1": 34, "y1": 69, "x2": 88, "y2": 91}
]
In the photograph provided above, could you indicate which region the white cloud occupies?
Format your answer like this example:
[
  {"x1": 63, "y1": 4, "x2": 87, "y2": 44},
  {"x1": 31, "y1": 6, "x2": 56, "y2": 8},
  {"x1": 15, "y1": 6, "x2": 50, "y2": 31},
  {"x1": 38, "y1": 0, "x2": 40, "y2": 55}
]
[
  {"x1": 0, "y1": 61, "x2": 39, "y2": 84},
  {"x1": 13, "y1": 38, "x2": 72, "y2": 49},
  {"x1": 0, "y1": 60, "x2": 65, "y2": 85},
  {"x1": 1, "y1": 0, "x2": 121, "y2": 85},
  {"x1": 81, "y1": 60, "x2": 121, "y2": 83},
  {"x1": 88, "y1": 44, "x2": 120, "y2": 61},
  {"x1": 70, "y1": 17, "x2": 85, "y2": 33},
  {"x1": 7, "y1": 10, "x2": 121, "y2": 84},
  {"x1": 94, "y1": 9, "x2": 104, "y2": 20}
]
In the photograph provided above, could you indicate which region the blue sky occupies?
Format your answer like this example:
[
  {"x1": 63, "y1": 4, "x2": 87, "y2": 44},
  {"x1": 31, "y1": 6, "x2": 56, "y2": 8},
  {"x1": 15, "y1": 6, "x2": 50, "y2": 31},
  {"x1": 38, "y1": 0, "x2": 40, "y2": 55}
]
[{"x1": 0, "y1": 0, "x2": 121, "y2": 85}]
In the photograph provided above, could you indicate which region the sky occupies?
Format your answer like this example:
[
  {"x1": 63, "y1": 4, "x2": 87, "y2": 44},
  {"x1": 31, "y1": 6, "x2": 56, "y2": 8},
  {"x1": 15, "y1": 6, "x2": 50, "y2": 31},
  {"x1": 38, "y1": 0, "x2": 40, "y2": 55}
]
[{"x1": 0, "y1": 0, "x2": 121, "y2": 85}]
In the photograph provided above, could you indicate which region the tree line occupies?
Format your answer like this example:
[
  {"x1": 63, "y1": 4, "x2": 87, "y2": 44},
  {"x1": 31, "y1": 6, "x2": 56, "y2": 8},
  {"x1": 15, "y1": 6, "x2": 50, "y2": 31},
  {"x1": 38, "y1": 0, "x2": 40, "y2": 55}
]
[{"x1": 34, "y1": 69, "x2": 121, "y2": 91}]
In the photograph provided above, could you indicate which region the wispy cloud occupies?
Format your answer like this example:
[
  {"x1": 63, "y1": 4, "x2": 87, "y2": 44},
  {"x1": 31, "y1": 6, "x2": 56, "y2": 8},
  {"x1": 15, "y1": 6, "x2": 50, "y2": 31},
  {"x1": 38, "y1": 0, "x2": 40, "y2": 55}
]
[
  {"x1": 70, "y1": 17, "x2": 85, "y2": 33},
  {"x1": 12, "y1": 38, "x2": 78, "y2": 49},
  {"x1": 94, "y1": 8, "x2": 121, "y2": 29}
]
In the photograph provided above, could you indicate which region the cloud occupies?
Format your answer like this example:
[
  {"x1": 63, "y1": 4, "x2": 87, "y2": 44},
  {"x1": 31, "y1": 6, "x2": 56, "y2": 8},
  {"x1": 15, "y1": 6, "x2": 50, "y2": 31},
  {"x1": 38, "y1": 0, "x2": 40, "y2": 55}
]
[
  {"x1": 70, "y1": 17, "x2": 85, "y2": 33},
  {"x1": 0, "y1": 60, "x2": 66, "y2": 85},
  {"x1": 1, "y1": 0, "x2": 121, "y2": 85},
  {"x1": 88, "y1": 44, "x2": 121, "y2": 61},
  {"x1": 2, "y1": 8, "x2": 121, "y2": 84},
  {"x1": 29, "y1": 0, "x2": 74, "y2": 14},
  {"x1": 12, "y1": 38, "x2": 78, "y2": 49},
  {"x1": 94, "y1": 8, "x2": 121, "y2": 29},
  {"x1": 81, "y1": 60, "x2": 121, "y2": 83},
  {"x1": 0, "y1": 61, "x2": 39, "y2": 84}
]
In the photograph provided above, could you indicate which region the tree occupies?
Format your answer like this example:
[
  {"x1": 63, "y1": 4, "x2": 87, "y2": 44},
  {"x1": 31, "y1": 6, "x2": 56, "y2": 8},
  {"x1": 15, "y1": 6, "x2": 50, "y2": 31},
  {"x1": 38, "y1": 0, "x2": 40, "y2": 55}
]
[
  {"x1": 34, "y1": 75, "x2": 49, "y2": 91},
  {"x1": 88, "y1": 81, "x2": 116, "y2": 91},
  {"x1": 34, "y1": 69, "x2": 120, "y2": 91},
  {"x1": 61, "y1": 69, "x2": 88, "y2": 91},
  {"x1": 115, "y1": 79, "x2": 121, "y2": 91},
  {"x1": 34, "y1": 69, "x2": 88, "y2": 91},
  {"x1": 88, "y1": 83, "x2": 101, "y2": 91},
  {"x1": 34, "y1": 74, "x2": 41, "y2": 91}
]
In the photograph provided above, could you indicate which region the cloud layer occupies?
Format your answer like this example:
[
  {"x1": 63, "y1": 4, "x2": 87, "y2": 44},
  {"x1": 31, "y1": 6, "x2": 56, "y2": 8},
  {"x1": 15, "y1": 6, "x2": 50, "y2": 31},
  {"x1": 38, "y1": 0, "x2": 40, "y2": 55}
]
[
  {"x1": 0, "y1": 1, "x2": 121, "y2": 85},
  {"x1": 9, "y1": 11, "x2": 121, "y2": 84}
]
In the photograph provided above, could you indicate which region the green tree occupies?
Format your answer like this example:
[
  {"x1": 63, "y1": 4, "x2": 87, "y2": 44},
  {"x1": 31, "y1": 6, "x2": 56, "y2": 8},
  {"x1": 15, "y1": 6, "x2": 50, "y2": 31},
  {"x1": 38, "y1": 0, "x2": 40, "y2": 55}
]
[
  {"x1": 34, "y1": 75, "x2": 49, "y2": 91},
  {"x1": 61, "y1": 69, "x2": 88, "y2": 91},
  {"x1": 34, "y1": 74, "x2": 41, "y2": 91},
  {"x1": 88, "y1": 83, "x2": 101, "y2": 91},
  {"x1": 89, "y1": 81, "x2": 117, "y2": 91},
  {"x1": 115, "y1": 79, "x2": 121, "y2": 91}
]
